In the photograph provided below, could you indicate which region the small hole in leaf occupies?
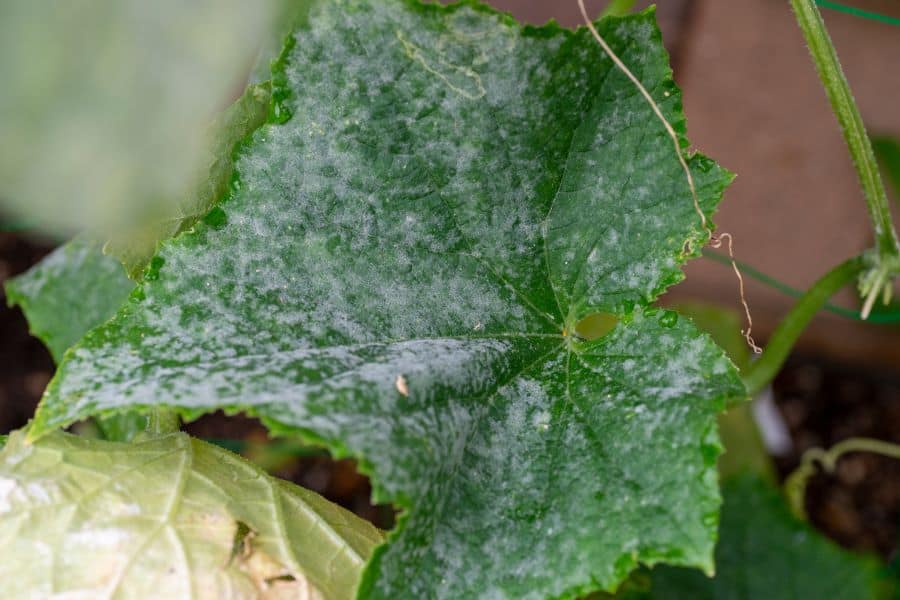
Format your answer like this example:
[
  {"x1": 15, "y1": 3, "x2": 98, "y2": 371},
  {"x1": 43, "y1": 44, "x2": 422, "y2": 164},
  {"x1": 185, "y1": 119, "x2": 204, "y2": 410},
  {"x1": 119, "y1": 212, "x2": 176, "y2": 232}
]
[
  {"x1": 229, "y1": 520, "x2": 253, "y2": 565},
  {"x1": 574, "y1": 312, "x2": 619, "y2": 341}
]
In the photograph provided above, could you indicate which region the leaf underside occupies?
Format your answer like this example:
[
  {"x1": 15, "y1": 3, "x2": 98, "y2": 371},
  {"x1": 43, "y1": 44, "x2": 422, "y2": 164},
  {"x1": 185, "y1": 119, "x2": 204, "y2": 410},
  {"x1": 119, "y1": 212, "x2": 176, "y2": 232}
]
[
  {"x1": 31, "y1": 1, "x2": 744, "y2": 598},
  {"x1": 0, "y1": 430, "x2": 383, "y2": 599}
]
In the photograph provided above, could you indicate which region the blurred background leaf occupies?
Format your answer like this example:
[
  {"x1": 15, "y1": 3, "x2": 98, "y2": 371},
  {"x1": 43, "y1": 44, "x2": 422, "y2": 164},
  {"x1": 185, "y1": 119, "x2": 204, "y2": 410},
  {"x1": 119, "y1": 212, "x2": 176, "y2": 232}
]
[
  {"x1": 0, "y1": 0, "x2": 280, "y2": 235},
  {"x1": 597, "y1": 473, "x2": 889, "y2": 599},
  {"x1": 873, "y1": 136, "x2": 900, "y2": 205}
]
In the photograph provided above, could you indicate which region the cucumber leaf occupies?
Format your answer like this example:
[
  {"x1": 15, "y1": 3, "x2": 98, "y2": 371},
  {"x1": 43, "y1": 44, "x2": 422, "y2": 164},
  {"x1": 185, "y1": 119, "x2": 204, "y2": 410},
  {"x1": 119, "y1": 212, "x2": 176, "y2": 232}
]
[
  {"x1": 5, "y1": 237, "x2": 134, "y2": 363},
  {"x1": 5, "y1": 239, "x2": 142, "y2": 440},
  {"x1": 32, "y1": 2, "x2": 744, "y2": 597},
  {"x1": 0, "y1": 430, "x2": 382, "y2": 599}
]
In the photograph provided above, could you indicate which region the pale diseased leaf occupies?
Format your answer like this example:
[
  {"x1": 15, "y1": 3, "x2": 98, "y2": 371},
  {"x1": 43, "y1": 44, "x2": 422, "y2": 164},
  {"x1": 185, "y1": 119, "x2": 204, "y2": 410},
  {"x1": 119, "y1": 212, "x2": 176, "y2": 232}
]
[
  {"x1": 33, "y1": 3, "x2": 744, "y2": 597},
  {"x1": 0, "y1": 430, "x2": 383, "y2": 599}
]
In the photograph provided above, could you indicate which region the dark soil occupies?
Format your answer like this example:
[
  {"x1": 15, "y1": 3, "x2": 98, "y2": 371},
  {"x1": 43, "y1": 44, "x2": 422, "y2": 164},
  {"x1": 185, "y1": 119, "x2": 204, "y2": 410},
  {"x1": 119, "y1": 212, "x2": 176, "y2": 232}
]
[
  {"x1": 1, "y1": 231, "x2": 896, "y2": 560},
  {"x1": 0, "y1": 232, "x2": 53, "y2": 434},
  {"x1": 772, "y1": 357, "x2": 900, "y2": 560}
]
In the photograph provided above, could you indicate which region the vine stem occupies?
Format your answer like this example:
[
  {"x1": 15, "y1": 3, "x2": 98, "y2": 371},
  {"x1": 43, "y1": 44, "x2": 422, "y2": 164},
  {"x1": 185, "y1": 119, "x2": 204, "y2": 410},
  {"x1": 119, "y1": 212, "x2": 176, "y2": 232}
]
[
  {"x1": 785, "y1": 437, "x2": 900, "y2": 520},
  {"x1": 146, "y1": 409, "x2": 180, "y2": 435},
  {"x1": 790, "y1": 0, "x2": 900, "y2": 261},
  {"x1": 741, "y1": 256, "x2": 865, "y2": 396}
]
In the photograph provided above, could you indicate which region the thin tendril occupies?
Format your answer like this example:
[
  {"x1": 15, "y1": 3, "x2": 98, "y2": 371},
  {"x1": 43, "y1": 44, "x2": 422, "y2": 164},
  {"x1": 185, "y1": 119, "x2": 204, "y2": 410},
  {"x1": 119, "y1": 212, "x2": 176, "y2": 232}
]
[{"x1": 709, "y1": 233, "x2": 762, "y2": 352}]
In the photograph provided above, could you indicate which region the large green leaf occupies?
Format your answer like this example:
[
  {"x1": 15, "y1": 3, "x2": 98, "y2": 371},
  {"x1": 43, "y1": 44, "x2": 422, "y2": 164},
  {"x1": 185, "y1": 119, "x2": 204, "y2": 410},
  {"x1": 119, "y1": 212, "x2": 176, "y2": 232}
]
[
  {"x1": 32, "y1": 2, "x2": 744, "y2": 597},
  {"x1": 637, "y1": 474, "x2": 886, "y2": 599},
  {"x1": 0, "y1": 430, "x2": 382, "y2": 599}
]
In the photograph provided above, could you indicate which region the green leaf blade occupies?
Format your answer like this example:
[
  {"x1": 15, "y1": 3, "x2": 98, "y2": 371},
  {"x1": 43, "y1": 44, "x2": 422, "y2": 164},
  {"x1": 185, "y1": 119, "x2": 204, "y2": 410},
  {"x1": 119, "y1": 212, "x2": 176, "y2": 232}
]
[
  {"x1": 32, "y1": 2, "x2": 742, "y2": 597},
  {"x1": 5, "y1": 237, "x2": 135, "y2": 363}
]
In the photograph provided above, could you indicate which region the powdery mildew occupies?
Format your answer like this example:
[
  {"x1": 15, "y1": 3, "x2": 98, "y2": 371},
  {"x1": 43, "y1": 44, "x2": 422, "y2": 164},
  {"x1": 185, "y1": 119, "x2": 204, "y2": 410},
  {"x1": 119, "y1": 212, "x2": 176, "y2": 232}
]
[{"x1": 36, "y1": 2, "x2": 743, "y2": 598}]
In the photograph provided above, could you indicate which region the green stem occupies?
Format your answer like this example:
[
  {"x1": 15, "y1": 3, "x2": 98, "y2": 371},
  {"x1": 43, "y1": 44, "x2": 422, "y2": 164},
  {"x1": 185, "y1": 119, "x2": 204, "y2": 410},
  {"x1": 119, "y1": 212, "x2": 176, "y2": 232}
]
[
  {"x1": 742, "y1": 256, "x2": 865, "y2": 396},
  {"x1": 146, "y1": 409, "x2": 180, "y2": 435},
  {"x1": 791, "y1": 0, "x2": 900, "y2": 259},
  {"x1": 785, "y1": 437, "x2": 900, "y2": 520}
]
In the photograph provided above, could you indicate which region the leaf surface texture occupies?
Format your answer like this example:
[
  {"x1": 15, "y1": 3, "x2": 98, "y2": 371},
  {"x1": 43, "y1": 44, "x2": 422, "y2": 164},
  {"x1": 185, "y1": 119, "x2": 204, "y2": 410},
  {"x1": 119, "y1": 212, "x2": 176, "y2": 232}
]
[
  {"x1": 33, "y1": 2, "x2": 744, "y2": 597},
  {"x1": 0, "y1": 431, "x2": 382, "y2": 599}
]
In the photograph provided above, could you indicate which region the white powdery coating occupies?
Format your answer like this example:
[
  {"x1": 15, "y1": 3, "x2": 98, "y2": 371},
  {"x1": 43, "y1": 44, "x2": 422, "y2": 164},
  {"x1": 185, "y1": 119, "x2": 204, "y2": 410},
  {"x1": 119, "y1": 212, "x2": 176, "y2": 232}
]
[{"x1": 39, "y1": 3, "x2": 740, "y2": 599}]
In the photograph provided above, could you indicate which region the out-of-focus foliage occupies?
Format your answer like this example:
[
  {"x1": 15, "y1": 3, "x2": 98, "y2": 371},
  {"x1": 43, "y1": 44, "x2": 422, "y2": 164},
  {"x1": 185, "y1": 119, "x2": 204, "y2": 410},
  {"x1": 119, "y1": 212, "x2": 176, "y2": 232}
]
[
  {"x1": 671, "y1": 302, "x2": 777, "y2": 481},
  {"x1": 0, "y1": 1, "x2": 279, "y2": 235},
  {"x1": 873, "y1": 136, "x2": 900, "y2": 205},
  {"x1": 633, "y1": 474, "x2": 887, "y2": 600}
]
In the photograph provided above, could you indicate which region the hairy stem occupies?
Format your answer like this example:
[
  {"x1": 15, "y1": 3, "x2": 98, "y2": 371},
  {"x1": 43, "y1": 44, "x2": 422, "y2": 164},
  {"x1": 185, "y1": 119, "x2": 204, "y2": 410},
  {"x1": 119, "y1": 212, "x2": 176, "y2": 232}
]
[
  {"x1": 790, "y1": 0, "x2": 900, "y2": 258},
  {"x1": 147, "y1": 409, "x2": 180, "y2": 435},
  {"x1": 742, "y1": 256, "x2": 865, "y2": 396}
]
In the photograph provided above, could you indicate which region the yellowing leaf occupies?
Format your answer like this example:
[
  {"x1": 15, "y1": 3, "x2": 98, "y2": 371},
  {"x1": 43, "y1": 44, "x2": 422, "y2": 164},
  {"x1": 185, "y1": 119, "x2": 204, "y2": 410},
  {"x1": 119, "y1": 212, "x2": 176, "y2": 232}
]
[{"x1": 0, "y1": 431, "x2": 383, "y2": 599}]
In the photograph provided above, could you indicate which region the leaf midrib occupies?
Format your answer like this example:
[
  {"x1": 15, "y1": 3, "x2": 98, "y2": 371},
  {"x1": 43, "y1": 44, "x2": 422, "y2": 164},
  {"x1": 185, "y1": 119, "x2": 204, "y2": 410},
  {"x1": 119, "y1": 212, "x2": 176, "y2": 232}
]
[
  {"x1": 543, "y1": 30, "x2": 619, "y2": 326},
  {"x1": 102, "y1": 434, "x2": 192, "y2": 599}
]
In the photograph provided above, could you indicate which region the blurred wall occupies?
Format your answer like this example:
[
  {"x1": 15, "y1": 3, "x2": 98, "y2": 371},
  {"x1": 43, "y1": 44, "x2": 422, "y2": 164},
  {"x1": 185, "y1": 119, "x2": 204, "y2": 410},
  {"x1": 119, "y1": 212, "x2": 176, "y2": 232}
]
[{"x1": 670, "y1": 0, "x2": 900, "y2": 369}]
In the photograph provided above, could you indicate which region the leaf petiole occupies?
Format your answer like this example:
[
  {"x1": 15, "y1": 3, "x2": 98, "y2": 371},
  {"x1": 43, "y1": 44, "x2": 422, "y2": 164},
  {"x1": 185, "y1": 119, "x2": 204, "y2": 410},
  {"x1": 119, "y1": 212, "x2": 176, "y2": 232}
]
[{"x1": 146, "y1": 408, "x2": 180, "y2": 436}]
